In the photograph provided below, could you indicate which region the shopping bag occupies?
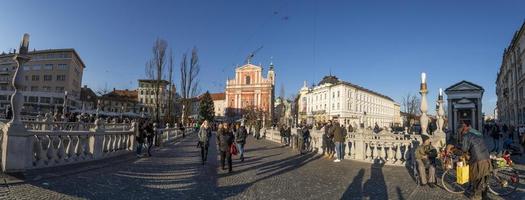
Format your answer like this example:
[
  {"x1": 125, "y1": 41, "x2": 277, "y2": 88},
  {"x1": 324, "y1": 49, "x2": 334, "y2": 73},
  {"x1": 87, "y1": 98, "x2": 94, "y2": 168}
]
[
  {"x1": 230, "y1": 144, "x2": 238, "y2": 155},
  {"x1": 456, "y1": 164, "x2": 469, "y2": 184}
]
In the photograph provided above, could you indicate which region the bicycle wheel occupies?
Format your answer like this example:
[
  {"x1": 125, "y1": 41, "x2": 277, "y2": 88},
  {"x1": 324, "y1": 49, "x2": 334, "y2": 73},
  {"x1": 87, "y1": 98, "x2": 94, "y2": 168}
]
[
  {"x1": 487, "y1": 167, "x2": 519, "y2": 196},
  {"x1": 441, "y1": 169, "x2": 467, "y2": 194}
]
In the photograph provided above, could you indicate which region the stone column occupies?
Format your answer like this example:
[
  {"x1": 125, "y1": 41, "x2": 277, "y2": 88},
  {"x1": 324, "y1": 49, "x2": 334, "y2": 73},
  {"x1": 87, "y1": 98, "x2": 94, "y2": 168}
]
[
  {"x1": 2, "y1": 34, "x2": 33, "y2": 172},
  {"x1": 89, "y1": 118, "x2": 105, "y2": 159},
  {"x1": 471, "y1": 108, "x2": 476, "y2": 129}
]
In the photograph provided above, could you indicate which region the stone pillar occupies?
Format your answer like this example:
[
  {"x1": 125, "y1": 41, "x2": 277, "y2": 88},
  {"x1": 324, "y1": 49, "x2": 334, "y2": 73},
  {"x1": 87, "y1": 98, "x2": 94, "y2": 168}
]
[
  {"x1": 1, "y1": 124, "x2": 33, "y2": 172},
  {"x1": 452, "y1": 108, "x2": 458, "y2": 140},
  {"x1": 354, "y1": 133, "x2": 365, "y2": 160},
  {"x1": 90, "y1": 119, "x2": 105, "y2": 159},
  {"x1": 471, "y1": 108, "x2": 476, "y2": 130}
]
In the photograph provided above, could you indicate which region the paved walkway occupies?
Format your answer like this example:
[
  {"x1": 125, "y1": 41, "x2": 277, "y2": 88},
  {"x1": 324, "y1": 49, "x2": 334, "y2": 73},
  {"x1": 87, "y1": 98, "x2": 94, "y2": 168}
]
[{"x1": 1, "y1": 133, "x2": 524, "y2": 200}]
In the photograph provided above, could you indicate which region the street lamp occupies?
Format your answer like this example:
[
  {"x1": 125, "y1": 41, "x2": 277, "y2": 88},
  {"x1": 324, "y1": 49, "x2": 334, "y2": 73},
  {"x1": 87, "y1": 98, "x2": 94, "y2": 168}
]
[{"x1": 61, "y1": 91, "x2": 68, "y2": 121}]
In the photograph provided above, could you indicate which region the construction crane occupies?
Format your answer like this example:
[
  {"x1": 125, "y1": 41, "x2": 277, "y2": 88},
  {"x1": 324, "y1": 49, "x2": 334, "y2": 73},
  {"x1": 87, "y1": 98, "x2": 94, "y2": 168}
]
[{"x1": 245, "y1": 46, "x2": 263, "y2": 64}]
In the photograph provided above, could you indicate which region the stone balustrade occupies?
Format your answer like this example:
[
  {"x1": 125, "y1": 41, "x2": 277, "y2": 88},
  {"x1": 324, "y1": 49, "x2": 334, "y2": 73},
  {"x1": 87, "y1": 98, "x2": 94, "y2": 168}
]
[
  {"x1": 4, "y1": 121, "x2": 137, "y2": 171},
  {"x1": 155, "y1": 124, "x2": 194, "y2": 145},
  {"x1": 263, "y1": 127, "x2": 422, "y2": 166}
]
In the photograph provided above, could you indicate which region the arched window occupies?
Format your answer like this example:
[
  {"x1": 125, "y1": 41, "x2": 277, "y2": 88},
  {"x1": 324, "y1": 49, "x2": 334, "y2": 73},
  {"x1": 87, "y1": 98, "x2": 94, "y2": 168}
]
[{"x1": 245, "y1": 76, "x2": 251, "y2": 85}]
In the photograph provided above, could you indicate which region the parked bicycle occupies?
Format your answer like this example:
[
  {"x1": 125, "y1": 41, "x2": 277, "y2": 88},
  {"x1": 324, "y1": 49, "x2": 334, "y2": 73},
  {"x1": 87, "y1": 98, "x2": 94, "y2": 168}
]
[{"x1": 440, "y1": 149, "x2": 519, "y2": 196}]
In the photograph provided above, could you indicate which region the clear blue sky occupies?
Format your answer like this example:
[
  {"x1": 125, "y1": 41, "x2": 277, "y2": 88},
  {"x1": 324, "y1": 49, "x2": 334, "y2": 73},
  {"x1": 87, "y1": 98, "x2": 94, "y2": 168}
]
[{"x1": 1, "y1": 0, "x2": 524, "y2": 115}]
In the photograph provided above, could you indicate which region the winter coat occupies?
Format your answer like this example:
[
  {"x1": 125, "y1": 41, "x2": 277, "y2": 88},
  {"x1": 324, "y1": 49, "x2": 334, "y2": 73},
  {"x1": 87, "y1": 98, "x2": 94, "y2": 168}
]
[
  {"x1": 198, "y1": 126, "x2": 211, "y2": 144},
  {"x1": 333, "y1": 126, "x2": 346, "y2": 142},
  {"x1": 461, "y1": 129, "x2": 490, "y2": 164},
  {"x1": 217, "y1": 129, "x2": 235, "y2": 152},
  {"x1": 235, "y1": 126, "x2": 248, "y2": 144}
]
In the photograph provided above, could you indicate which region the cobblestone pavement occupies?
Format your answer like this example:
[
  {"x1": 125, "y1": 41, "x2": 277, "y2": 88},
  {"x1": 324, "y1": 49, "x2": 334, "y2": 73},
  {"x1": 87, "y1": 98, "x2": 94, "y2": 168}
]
[{"x1": 2, "y1": 133, "x2": 524, "y2": 200}]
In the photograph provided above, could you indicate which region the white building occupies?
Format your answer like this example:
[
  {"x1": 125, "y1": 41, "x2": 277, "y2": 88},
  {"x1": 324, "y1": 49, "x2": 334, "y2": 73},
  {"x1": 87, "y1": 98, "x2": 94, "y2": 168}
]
[
  {"x1": 210, "y1": 93, "x2": 226, "y2": 118},
  {"x1": 298, "y1": 75, "x2": 401, "y2": 128},
  {"x1": 137, "y1": 79, "x2": 175, "y2": 118}
]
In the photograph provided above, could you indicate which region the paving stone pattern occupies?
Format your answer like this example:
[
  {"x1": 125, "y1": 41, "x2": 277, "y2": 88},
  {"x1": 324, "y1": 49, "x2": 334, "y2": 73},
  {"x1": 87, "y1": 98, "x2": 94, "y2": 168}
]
[{"x1": 2, "y1": 133, "x2": 524, "y2": 200}]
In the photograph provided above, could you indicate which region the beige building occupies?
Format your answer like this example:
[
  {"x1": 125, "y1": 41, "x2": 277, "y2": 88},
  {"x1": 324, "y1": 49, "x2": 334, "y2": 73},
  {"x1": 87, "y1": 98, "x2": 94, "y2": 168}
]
[
  {"x1": 496, "y1": 21, "x2": 525, "y2": 126},
  {"x1": 99, "y1": 89, "x2": 140, "y2": 115},
  {"x1": 0, "y1": 49, "x2": 85, "y2": 113},
  {"x1": 137, "y1": 79, "x2": 175, "y2": 118},
  {"x1": 298, "y1": 75, "x2": 400, "y2": 128},
  {"x1": 210, "y1": 93, "x2": 226, "y2": 118}
]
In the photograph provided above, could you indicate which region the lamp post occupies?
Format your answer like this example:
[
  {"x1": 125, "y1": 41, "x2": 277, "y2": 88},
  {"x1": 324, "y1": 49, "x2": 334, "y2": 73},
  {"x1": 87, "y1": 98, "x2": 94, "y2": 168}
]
[
  {"x1": 8, "y1": 34, "x2": 31, "y2": 126},
  {"x1": 96, "y1": 99, "x2": 101, "y2": 118},
  {"x1": 420, "y1": 72, "x2": 429, "y2": 135},
  {"x1": 61, "y1": 91, "x2": 68, "y2": 121}
]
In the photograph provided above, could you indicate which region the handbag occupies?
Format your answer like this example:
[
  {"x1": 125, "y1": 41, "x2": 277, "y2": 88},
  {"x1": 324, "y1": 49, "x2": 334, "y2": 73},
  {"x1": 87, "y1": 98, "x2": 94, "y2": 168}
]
[{"x1": 230, "y1": 143, "x2": 238, "y2": 155}]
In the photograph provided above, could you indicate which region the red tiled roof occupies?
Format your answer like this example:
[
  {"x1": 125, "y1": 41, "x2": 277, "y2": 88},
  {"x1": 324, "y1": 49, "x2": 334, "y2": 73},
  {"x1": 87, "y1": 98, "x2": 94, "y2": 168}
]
[{"x1": 210, "y1": 93, "x2": 225, "y2": 101}]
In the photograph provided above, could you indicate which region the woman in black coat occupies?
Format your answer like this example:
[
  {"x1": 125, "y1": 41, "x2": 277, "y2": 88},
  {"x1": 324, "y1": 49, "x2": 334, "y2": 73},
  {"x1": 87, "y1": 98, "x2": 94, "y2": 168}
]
[{"x1": 217, "y1": 122, "x2": 235, "y2": 172}]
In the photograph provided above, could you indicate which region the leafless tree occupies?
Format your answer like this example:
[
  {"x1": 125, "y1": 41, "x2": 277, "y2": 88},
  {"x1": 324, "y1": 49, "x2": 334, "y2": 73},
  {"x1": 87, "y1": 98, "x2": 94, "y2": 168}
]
[
  {"x1": 165, "y1": 48, "x2": 175, "y2": 123},
  {"x1": 180, "y1": 47, "x2": 200, "y2": 124},
  {"x1": 96, "y1": 83, "x2": 111, "y2": 96},
  {"x1": 402, "y1": 93, "x2": 420, "y2": 128},
  {"x1": 145, "y1": 38, "x2": 168, "y2": 123}
]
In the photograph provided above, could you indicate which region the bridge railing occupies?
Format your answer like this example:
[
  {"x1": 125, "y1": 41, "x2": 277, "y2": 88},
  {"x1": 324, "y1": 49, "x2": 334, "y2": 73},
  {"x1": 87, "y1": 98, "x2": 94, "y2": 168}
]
[
  {"x1": 263, "y1": 127, "x2": 421, "y2": 166},
  {"x1": 4, "y1": 120, "x2": 137, "y2": 171},
  {"x1": 154, "y1": 124, "x2": 194, "y2": 145}
]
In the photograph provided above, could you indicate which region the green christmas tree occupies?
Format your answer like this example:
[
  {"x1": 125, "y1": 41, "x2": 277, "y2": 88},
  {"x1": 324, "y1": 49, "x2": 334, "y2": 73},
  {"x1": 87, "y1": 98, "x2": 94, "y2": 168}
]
[{"x1": 199, "y1": 91, "x2": 215, "y2": 122}]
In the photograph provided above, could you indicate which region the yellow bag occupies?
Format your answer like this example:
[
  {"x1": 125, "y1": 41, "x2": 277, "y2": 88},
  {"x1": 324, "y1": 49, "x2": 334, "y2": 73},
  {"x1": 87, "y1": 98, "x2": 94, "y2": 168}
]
[{"x1": 456, "y1": 164, "x2": 469, "y2": 184}]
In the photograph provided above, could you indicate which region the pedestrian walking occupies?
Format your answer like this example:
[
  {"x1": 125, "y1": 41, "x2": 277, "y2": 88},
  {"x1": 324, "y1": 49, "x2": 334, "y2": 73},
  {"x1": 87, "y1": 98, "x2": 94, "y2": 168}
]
[
  {"x1": 217, "y1": 123, "x2": 235, "y2": 173},
  {"x1": 179, "y1": 122, "x2": 186, "y2": 138},
  {"x1": 332, "y1": 122, "x2": 347, "y2": 162},
  {"x1": 235, "y1": 123, "x2": 248, "y2": 162},
  {"x1": 198, "y1": 120, "x2": 212, "y2": 165},
  {"x1": 144, "y1": 120, "x2": 154, "y2": 157},
  {"x1": 322, "y1": 121, "x2": 333, "y2": 158},
  {"x1": 254, "y1": 120, "x2": 261, "y2": 140},
  {"x1": 491, "y1": 124, "x2": 501, "y2": 153},
  {"x1": 136, "y1": 119, "x2": 146, "y2": 158}
]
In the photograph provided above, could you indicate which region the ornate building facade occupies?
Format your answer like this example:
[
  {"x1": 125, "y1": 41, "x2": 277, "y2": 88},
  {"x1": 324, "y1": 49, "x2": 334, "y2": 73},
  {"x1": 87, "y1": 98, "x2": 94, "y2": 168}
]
[
  {"x1": 496, "y1": 21, "x2": 525, "y2": 126},
  {"x1": 225, "y1": 63, "x2": 275, "y2": 120},
  {"x1": 298, "y1": 75, "x2": 401, "y2": 128}
]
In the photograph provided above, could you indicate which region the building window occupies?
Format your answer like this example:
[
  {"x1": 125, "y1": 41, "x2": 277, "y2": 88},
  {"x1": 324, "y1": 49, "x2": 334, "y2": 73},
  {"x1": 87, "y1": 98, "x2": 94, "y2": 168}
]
[
  {"x1": 44, "y1": 75, "x2": 52, "y2": 81},
  {"x1": 31, "y1": 75, "x2": 39, "y2": 81},
  {"x1": 337, "y1": 91, "x2": 340, "y2": 97},
  {"x1": 43, "y1": 86, "x2": 51, "y2": 91},
  {"x1": 57, "y1": 75, "x2": 66, "y2": 81},
  {"x1": 56, "y1": 87, "x2": 64, "y2": 92},
  {"x1": 57, "y1": 64, "x2": 68, "y2": 70},
  {"x1": 32, "y1": 65, "x2": 42, "y2": 70},
  {"x1": 25, "y1": 76, "x2": 28, "y2": 81},
  {"x1": 44, "y1": 64, "x2": 53, "y2": 70},
  {"x1": 40, "y1": 97, "x2": 50, "y2": 104},
  {"x1": 23, "y1": 66, "x2": 30, "y2": 71},
  {"x1": 28, "y1": 96, "x2": 38, "y2": 103},
  {"x1": 245, "y1": 76, "x2": 251, "y2": 85},
  {"x1": 30, "y1": 86, "x2": 38, "y2": 91}
]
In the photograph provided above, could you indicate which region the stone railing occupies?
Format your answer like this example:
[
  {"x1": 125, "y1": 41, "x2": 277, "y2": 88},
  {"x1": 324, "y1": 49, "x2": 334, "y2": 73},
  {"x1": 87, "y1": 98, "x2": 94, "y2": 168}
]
[
  {"x1": 345, "y1": 130, "x2": 421, "y2": 166},
  {"x1": 23, "y1": 121, "x2": 132, "y2": 132},
  {"x1": 263, "y1": 127, "x2": 422, "y2": 166},
  {"x1": 28, "y1": 122, "x2": 136, "y2": 170},
  {"x1": 0, "y1": 120, "x2": 138, "y2": 172},
  {"x1": 154, "y1": 124, "x2": 194, "y2": 146}
]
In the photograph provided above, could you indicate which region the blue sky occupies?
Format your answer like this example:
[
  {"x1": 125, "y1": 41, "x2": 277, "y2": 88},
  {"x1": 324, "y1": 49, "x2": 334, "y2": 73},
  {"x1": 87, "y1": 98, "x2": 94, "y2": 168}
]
[{"x1": 1, "y1": 0, "x2": 524, "y2": 115}]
